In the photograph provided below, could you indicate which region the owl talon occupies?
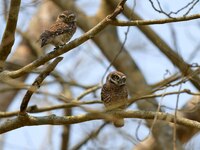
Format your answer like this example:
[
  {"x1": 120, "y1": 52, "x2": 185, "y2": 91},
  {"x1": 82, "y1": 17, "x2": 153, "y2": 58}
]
[
  {"x1": 60, "y1": 44, "x2": 66, "y2": 48},
  {"x1": 54, "y1": 44, "x2": 66, "y2": 50},
  {"x1": 54, "y1": 46, "x2": 59, "y2": 50}
]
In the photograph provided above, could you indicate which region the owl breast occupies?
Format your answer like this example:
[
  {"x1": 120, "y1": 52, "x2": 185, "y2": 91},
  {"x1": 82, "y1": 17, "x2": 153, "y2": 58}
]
[
  {"x1": 40, "y1": 21, "x2": 76, "y2": 48},
  {"x1": 101, "y1": 83, "x2": 128, "y2": 110},
  {"x1": 51, "y1": 23, "x2": 76, "y2": 47},
  {"x1": 50, "y1": 33, "x2": 73, "y2": 46}
]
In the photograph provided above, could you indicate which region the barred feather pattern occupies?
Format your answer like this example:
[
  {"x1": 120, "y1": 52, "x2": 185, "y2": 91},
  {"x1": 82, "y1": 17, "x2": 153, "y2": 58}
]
[
  {"x1": 101, "y1": 83, "x2": 128, "y2": 110},
  {"x1": 101, "y1": 71, "x2": 128, "y2": 127}
]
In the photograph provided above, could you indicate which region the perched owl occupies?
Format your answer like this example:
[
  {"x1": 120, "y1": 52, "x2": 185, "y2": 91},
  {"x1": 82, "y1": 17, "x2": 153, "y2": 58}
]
[
  {"x1": 39, "y1": 10, "x2": 77, "y2": 49},
  {"x1": 101, "y1": 71, "x2": 128, "y2": 127}
]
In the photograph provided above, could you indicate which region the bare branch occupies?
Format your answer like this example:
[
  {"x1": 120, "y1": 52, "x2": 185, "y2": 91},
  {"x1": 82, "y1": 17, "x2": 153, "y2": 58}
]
[
  {"x1": 0, "y1": 100, "x2": 101, "y2": 118},
  {"x1": 6, "y1": 0, "x2": 127, "y2": 79},
  {"x1": 117, "y1": 0, "x2": 200, "y2": 90},
  {"x1": 1, "y1": 89, "x2": 199, "y2": 118},
  {"x1": 19, "y1": 57, "x2": 63, "y2": 113},
  {"x1": 1, "y1": 110, "x2": 200, "y2": 134},
  {"x1": 0, "y1": 0, "x2": 21, "y2": 70},
  {"x1": 149, "y1": 0, "x2": 199, "y2": 17},
  {"x1": 109, "y1": 13, "x2": 200, "y2": 26},
  {"x1": 60, "y1": 109, "x2": 72, "y2": 150},
  {"x1": 71, "y1": 123, "x2": 107, "y2": 150},
  {"x1": 76, "y1": 84, "x2": 101, "y2": 100}
]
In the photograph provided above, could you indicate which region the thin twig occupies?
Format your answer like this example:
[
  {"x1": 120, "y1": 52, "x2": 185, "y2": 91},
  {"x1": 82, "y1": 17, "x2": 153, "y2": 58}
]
[
  {"x1": 101, "y1": 11, "x2": 130, "y2": 83},
  {"x1": 150, "y1": 88, "x2": 167, "y2": 138},
  {"x1": 149, "y1": 0, "x2": 172, "y2": 18},
  {"x1": 0, "y1": 100, "x2": 102, "y2": 118},
  {"x1": 148, "y1": 0, "x2": 199, "y2": 18},
  {"x1": 101, "y1": 23, "x2": 130, "y2": 83},
  {"x1": 71, "y1": 123, "x2": 107, "y2": 150},
  {"x1": 109, "y1": 13, "x2": 200, "y2": 26},
  {"x1": 76, "y1": 84, "x2": 101, "y2": 100},
  {"x1": 173, "y1": 83, "x2": 183, "y2": 150},
  {"x1": 117, "y1": 0, "x2": 200, "y2": 90},
  {"x1": 150, "y1": 73, "x2": 180, "y2": 91}
]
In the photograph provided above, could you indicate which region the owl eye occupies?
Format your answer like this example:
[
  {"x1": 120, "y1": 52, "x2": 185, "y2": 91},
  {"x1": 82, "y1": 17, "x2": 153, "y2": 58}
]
[
  {"x1": 121, "y1": 77, "x2": 126, "y2": 83},
  {"x1": 68, "y1": 14, "x2": 75, "y2": 20},
  {"x1": 111, "y1": 75, "x2": 120, "y2": 80},
  {"x1": 59, "y1": 14, "x2": 66, "y2": 19}
]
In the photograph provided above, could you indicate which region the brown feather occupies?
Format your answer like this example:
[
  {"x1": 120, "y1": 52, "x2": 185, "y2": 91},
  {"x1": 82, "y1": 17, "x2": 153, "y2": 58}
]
[
  {"x1": 101, "y1": 71, "x2": 128, "y2": 127},
  {"x1": 39, "y1": 10, "x2": 76, "y2": 48}
]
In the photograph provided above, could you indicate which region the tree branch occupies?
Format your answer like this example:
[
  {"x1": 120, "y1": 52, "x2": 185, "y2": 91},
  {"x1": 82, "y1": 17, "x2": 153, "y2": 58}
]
[
  {"x1": 111, "y1": 0, "x2": 200, "y2": 90},
  {"x1": 1, "y1": 89, "x2": 198, "y2": 118},
  {"x1": 20, "y1": 57, "x2": 63, "y2": 113},
  {"x1": 5, "y1": 0, "x2": 127, "y2": 79},
  {"x1": 1, "y1": 110, "x2": 200, "y2": 134},
  {"x1": 0, "y1": 0, "x2": 21, "y2": 70},
  {"x1": 71, "y1": 123, "x2": 107, "y2": 150},
  {"x1": 109, "y1": 13, "x2": 200, "y2": 26}
]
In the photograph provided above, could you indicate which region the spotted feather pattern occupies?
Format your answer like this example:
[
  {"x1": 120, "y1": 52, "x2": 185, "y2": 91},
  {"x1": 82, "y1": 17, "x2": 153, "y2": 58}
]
[
  {"x1": 101, "y1": 71, "x2": 128, "y2": 127},
  {"x1": 40, "y1": 18, "x2": 76, "y2": 47},
  {"x1": 40, "y1": 10, "x2": 76, "y2": 47}
]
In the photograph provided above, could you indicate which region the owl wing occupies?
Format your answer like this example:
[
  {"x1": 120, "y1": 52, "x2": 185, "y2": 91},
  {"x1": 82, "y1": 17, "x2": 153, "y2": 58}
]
[
  {"x1": 121, "y1": 86, "x2": 128, "y2": 108},
  {"x1": 101, "y1": 84, "x2": 111, "y2": 108},
  {"x1": 39, "y1": 22, "x2": 72, "y2": 47},
  {"x1": 48, "y1": 22, "x2": 71, "y2": 36}
]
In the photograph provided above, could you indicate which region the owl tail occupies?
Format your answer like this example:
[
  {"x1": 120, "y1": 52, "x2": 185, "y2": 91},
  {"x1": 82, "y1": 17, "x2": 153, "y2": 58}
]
[{"x1": 113, "y1": 116, "x2": 124, "y2": 128}]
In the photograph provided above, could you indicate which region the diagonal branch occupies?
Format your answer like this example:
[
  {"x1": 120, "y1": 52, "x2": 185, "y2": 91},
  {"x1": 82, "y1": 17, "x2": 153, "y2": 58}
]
[
  {"x1": 0, "y1": 0, "x2": 21, "y2": 70},
  {"x1": 71, "y1": 123, "x2": 107, "y2": 150},
  {"x1": 20, "y1": 57, "x2": 63, "y2": 113},
  {"x1": 108, "y1": 0, "x2": 200, "y2": 90},
  {"x1": 5, "y1": 0, "x2": 127, "y2": 79}
]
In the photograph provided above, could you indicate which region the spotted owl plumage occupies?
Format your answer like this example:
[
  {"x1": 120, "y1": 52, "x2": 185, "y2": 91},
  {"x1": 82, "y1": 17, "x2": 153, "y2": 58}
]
[
  {"x1": 39, "y1": 10, "x2": 77, "y2": 49},
  {"x1": 101, "y1": 71, "x2": 128, "y2": 127}
]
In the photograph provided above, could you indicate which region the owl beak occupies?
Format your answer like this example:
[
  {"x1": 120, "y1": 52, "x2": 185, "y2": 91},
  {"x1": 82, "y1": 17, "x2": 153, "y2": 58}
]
[
  {"x1": 74, "y1": 18, "x2": 77, "y2": 22},
  {"x1": 118, "y1": 80, "x2": 125, "y2": 86}
]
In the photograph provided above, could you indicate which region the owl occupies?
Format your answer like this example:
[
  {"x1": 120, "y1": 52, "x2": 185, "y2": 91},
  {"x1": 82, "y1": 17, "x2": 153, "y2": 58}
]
[
  {"x1": 39, "y1": 10, "x2": 77, "y2": 49},
  {"x1": 101, "y1": 71, "x2": 128, "y2": 127}
]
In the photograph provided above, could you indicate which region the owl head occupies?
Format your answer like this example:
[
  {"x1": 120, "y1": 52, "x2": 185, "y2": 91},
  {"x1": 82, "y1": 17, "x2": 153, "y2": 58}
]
[
  {"x1": 57, "y1": 10, "x2": 76, "y2": 23},
  {"x1": 106, "y1": 71, "x2": 126, "y2": 86}
]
